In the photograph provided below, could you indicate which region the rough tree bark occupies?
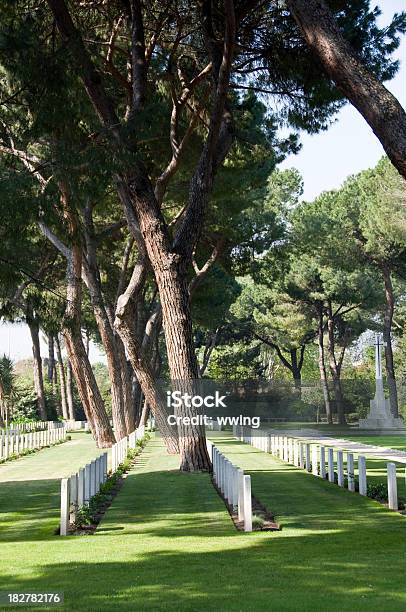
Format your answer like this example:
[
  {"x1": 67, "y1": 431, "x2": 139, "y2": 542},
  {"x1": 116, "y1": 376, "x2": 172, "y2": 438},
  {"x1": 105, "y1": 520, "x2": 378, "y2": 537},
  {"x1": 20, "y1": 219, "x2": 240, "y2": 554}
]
[
  {"x1": 0, "y1": 380, "x2": 7, "y2": 426},
  {"x1": 58, "y1": 186, "x2": 114, "y2": 446},
  {"x1": 286, "y1": 0, "x2": 406, "y2": 178},
  {"x1": 381, "y1": 265, "x2": 399, "y2": 417},
  {"x1": 66, "y1": 362, "x2": 75, "y2": 420},
  {"x1": 27, "y1": 317, "x2": 47, "y2": 420},
  {"x1": 82, "y1": 203, "x2": 129, "y2": 440},
  {"x1": 55, "y1": 335, "x2": 69, "y2": 420},
  {"x1": 47, "y1": 333, "x2": 61, "y2": 415},
  {"x1": 115, "y1": 259, "x2": 179, "y2": 453},
  {"x1": 317, "y1": 307, "x2": 332, "y2": 424},
  {"x1": 290, "y1": 347, "x2": 305, "y2": 394},
  {"x1": 63, "y1": 245, "x2": 115, "y2": 447},
  {"x1": 199, "y1": 327, "x2": 221, "y2": 376},
  {"x1": 326, "y1": 301, "x2": 346, "y2": 425},
  {"x1": 139, "y1": 398, "x2": 150, "y2": 428},
  {"x1": 47, "y1": 334, "x2": 55, "y2": 383},
  {"x1": 253, "y1": 333, "x2": 306, "y2": 394}
]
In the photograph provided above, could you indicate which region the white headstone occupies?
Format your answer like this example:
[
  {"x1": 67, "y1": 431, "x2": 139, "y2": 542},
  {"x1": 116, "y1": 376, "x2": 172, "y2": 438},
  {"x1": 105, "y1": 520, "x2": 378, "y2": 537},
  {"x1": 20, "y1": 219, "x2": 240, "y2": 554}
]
[
  {"x1": 328, "y1": 448, "x2": 334, "y2": 482},
  {"x1": 347, "y1": 453, "x2": 355, "y2": 492},
  {"x1": 337, "y1": 451, "x2": 344, "y2": 487},
  {"x1": 358, "y1": 456, "x2": 367, "y2": 496},
  {"x1": 387, "y1": 462, "x2": 398, "y2": 510},
  {"x1": 60, "y1": 478, "x2": 70, "y2": 536},
  {"x1": 319, "y1": 446, "x2": 326, "y2": 479},
  {"x1": 243, "y1": 475, "x2": 252, "y2": 532},
  {"x1": 237, "y1": 469, "x2": 244, "y2": 521},
  {"x1": 312, "y1": 446, "x2": 318, "y2": 476},
  {"x1": 305, "y1": 444, "x2": 311, "y2": 472}
]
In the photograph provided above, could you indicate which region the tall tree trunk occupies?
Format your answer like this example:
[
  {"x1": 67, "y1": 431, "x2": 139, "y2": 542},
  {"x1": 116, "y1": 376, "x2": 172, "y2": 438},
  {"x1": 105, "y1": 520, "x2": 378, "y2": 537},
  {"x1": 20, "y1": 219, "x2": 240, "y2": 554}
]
[
  {"x1": 55, "y1": 335, "x2": 69, "y2": 420},
  {"x1": 152, "y1": 263, "x2": 210, "y2": 470},
  {"x1": 114, "y1": 261, "x2": 179, "y2": 454},
  {"x1": 0, "y1": 380, "x2": 6, "y2": 426},
  {"x1": 286, "y1": 0, "x2": 406, "y2": 178},
  {"x1": 83, "y1": 203, "x2": 129, "y2": 440},
  {"x1": 91, "y1": 307, "x2": 128, "y2": 440},
  {"x1": 326, "y1": 302, "x2": 346, "y2": 425},
  {"x1": 199, "y1": 327, "x2": 221, "y2": 376},
  {"x1": 47, "y1": 334, "x2": 55, "y2": 382},
  {"x1": 28, "y1": 319, "x2": 47, "y2": 420},
  {"x1": 84, "y1": 329, "x2": 90, "y2": 357},
  {"x1": 139, "y1": 398, "x2": 150, "y2": 428},
  {"x1": 60, "y1": 191, "x2": 115, "y2": 447},
  {"x1": 66, "y1": 362, "x2": 75, "y2": 420},
  {"x1": 290, "y1": 348, "x2": 302, "y2": 397},
  {"x1": 133, "y1": 381, "x2": 143, "y2": 428},
  {"x1": 317, "y1": 307, "x2": 332, "y2": 424},
  {"x1": 48, "y1": 333, "x2": 60, "y2": 414},
  {"x1": 381, "y1": 265, "x2": 399, "y2": 417},
  {"x1": 118, "y1": 340, "x2": 136, "y2": 433}
]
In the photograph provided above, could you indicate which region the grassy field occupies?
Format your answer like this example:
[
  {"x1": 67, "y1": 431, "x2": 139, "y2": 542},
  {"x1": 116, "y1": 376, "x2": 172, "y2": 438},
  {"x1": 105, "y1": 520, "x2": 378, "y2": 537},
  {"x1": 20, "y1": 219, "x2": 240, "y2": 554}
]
[
  {"x1": 343, "y1": 435, "x2": 406, "y2": 452},
  {"x1": 258, "y1": 430, "x2": 406, "y2": 505},
  {"x1": 0, "y1": 433, "x2": 105, "y2": 543},
  {"x1": 322, "y1": 435, "x2": 406, "y2": 507},
  {"x1": 1, "y1": 433, "x2": 406, "y2": 610}
]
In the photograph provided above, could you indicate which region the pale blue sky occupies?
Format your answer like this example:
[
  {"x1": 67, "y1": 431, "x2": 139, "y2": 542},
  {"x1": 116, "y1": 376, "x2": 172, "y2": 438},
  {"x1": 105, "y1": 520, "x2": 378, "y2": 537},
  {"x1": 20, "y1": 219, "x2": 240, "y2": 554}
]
[
  {"x1": 1, "y1": 1, "x2": 405, "y2": 362},
  {"x1": 280, "y1": 0, "x2": 406, "y2": 200}
]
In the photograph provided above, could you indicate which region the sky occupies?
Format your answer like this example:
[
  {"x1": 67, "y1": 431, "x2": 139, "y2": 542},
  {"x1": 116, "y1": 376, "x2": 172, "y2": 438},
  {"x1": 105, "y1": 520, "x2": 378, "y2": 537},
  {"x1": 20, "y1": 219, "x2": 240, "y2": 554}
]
[{"x1": 0, "y1": 1, "x2": 405, "y2": 363}]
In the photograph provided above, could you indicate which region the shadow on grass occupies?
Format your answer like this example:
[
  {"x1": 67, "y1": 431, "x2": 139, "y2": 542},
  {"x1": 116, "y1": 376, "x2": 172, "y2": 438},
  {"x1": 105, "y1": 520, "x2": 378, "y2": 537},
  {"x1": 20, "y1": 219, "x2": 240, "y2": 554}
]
[
  {"x1": 0, "y1": 479, "x2": 61, "y2": 542},
  {"x1": 1, "y1": 440, "x2": 406, "y2": 610},
  {"x1": 0, "y1": 540, "x2": 405, "y2": 611}
]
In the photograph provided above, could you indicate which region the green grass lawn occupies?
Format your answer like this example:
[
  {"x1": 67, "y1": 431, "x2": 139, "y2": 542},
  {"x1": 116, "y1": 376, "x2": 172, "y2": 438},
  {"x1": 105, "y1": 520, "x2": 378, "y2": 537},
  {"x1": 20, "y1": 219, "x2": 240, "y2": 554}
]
[
  {"x1": 324, "y1": 435, "x2": 406, "y2": 507},
  {"x1": 262, "y1": 421, "x2": 356, "y2": 432},
  {"x1": 343, "y1": 435, "x2": 406, "y2": 452},
  {"x1": 0, "y1": 433, "x2": 105, "y2": 543},
  {"x1": 1, "y1": 433, "x2": 406, "y2": 610}
]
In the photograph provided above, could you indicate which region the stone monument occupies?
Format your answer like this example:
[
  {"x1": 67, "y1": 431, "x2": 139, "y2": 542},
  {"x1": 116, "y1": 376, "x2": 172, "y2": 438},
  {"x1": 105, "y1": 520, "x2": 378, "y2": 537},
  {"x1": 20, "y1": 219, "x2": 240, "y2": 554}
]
[{"x1": 359, "y1": 334, "x2": 404, "y2": 429}]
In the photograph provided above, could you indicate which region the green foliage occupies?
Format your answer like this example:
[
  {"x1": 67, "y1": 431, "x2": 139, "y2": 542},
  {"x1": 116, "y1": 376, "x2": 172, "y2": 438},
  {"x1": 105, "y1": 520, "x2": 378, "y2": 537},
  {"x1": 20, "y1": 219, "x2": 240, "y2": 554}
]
[
  {"x1": 192, "y1": 266, "x2": 240, "y2": 330},
  {"x1": 74, "y1": 435, "x2": 149, "y2": 529},
  {"x1": 252, "y1": 514, "x2": 265, "y2": 529},
  {"x1": 207, "y1": 342, "x2": 264, "y2": 381},
  {"x1": 92, "y1": 363, "x2": 112, "y2": 415},
  {"x1": 366, "y1": 482, "x2": 388, "y2": 503}
]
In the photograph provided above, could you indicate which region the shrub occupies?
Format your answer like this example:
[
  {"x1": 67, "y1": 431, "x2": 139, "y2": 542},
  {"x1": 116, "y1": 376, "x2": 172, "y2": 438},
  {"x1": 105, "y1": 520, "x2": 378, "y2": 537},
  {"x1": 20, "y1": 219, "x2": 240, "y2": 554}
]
[
  {"x1": 252, "y1": 514, "x2": 265, "y2": 529},
  {"x1": 367, "y1": 482, "x2": 387, "y2": 502}
]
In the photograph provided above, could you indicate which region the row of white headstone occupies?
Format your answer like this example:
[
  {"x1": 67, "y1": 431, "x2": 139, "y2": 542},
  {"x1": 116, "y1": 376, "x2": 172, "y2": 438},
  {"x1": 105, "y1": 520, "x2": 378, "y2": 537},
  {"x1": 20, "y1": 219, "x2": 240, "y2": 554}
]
[
  {"x1": 111, "y1": 426, "x2": 145, "y2": 472},
  {"x1": 1, "y1": 420, "x2": 64, "y2": 435},
  {"x1": 0, "y1": 425, "x2": 67, "y2": 461},
  {"x1": 206, "y1": 439, "x2": 253, "y2": 532},
  {"x1": 60, "y1": 427, "x2": 145, "y2": 535},
  {"x1": 60, "y1": 453, "x2": 109, "y2": 536},
  {"x1": 234, "y1": 426, "x2": 400, "y2": 512},
  {"x1": 63, "y1": 420, "x2": 88, "y2": 431}
]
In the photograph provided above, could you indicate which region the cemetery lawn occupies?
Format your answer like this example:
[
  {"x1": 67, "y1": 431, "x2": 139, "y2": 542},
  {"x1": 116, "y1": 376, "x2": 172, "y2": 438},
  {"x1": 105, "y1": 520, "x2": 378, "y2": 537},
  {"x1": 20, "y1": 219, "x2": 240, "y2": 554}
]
[
  {"x1": 328, "y1": 436, "x2": 406, "y2": 503},
  {"x1": 0, "y1": 435, "x2": 406, "y2": 610},
  {"x1": 343, "y1": 435, "x2": 406, "y2": 452},
  {"x1": 0, "y1": 433, "x2": 105, "y2": 541}
]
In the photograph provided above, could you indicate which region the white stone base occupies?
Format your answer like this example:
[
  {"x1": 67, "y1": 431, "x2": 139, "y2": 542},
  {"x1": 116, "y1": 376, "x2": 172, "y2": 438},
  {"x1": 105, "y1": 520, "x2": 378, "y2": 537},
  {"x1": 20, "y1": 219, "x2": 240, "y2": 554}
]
[
  {"x1": 359, "y1": 393, "x2": 404, "y2": 430},
  {"x1": 359, "y1": 417, "x2": 404, "y2": 429}
]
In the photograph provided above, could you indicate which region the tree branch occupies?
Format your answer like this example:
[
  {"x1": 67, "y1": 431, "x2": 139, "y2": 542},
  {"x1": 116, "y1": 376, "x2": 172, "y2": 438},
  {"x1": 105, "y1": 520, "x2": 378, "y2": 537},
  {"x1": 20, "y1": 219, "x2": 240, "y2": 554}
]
[
  {"x1": 253, "y1": 333, "x2": 293, "y2": 372},
  {"x1": 286, "y1": 0, "x2": 406, "y2": 178}
]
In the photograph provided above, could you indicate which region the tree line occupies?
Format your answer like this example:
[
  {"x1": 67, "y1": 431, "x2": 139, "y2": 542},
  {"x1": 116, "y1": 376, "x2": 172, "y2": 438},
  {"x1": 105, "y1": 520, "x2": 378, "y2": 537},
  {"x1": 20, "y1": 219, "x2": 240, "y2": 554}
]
[{"x1": 0, "y1": 0, "x2": 405, "y2": 469}]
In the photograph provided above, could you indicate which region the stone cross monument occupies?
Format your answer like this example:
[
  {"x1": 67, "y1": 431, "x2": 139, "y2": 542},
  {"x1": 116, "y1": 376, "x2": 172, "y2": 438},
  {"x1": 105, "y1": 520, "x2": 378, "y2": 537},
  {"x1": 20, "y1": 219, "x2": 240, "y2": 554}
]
[{"x1": 359, "y1": 334, "x2": 404, "y2": 429}]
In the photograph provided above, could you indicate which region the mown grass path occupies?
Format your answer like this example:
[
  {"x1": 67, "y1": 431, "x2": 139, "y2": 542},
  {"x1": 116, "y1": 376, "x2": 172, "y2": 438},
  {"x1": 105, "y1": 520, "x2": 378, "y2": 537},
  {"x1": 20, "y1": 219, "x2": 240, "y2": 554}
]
[
  {"x1": 0, "y1": 433, "x2": 104, "y2": 543},
  {"x1": 0, "y1": 433, "x2": 405, "y2": 610}
]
